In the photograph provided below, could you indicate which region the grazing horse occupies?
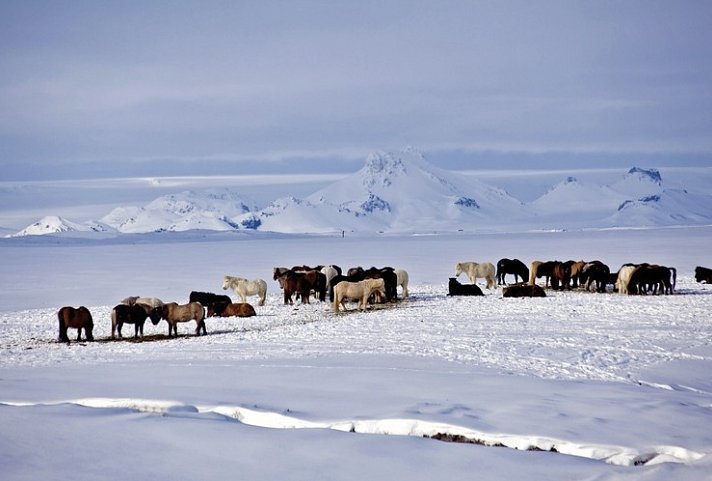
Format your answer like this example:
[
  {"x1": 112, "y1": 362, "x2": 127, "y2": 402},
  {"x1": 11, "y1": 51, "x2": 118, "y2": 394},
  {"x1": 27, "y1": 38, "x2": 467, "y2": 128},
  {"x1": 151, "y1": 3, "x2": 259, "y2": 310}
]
[
  {"x1": 629, "y1": 264, "x2": 676, "y2": 295},
  {"x1": 502, "y1": 284, "x2": 546, "y2": 298},
  {"x1": 615, "y1": 265, "x2": 639, "y2": 295},
  {"x1": 333, "y1": 278, "x2": 386, "y2": 312},
  {"x1": 189, "y1": 291, "x2": 232, "y2": 315},
  {"x1": 528, "y1": 261, "x2": 542, "y2": 285},
  {"x1": 207, "y1": 302, "x2": 256, "y2": 318},
  {"x1": 531, "y1": 261, "x2": 558, "y2": 287},
  {"x1": 111, "y1": 304, "x2": 150, "y2": 339},
  {"x1": 395, "y1": 268, "x2": 409, "y2": 298},
  {"x1": 551, "y1": 261, "x2": 573, "y2": 290},
  {"x1": 454, "y1": 262, "x2": 496, "y2": 289},
  {"x1": 569, "y1": 261, "x2": 586, "y2": 288},
  {"x1": 222, "y1": 275, "x2": 267, "y2": 306},
  {"x1": 364, "y1": 267, "x2": 398, "y2": 301},
  {"x1": 57, "y1": 306, "x2": 94, "y2": 343},
  {"x1": 696, "y1": 266, "x2": 712, "y2": 284},
  {"x1": 157, "y1": 302, "x2": 206, "y2": 337},
  {"x1": 447, "y1": 278, "x2": 483, "y2": 296},
  {"x1": 578, "y1": 261, "x2": 611, "y2": 293},
  {"x1": 496, "y1": 258, "x2": 529, "y2": 285}
]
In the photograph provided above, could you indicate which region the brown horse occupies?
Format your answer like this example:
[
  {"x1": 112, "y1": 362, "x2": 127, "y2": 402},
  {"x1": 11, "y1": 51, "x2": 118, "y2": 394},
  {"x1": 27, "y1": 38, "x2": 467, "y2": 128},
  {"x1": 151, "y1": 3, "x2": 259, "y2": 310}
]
[
  {"x1": 157, "y1": 302, "x2": 206, "y2": 337},
  {"x1": 57, "y1": 306, "x2": 94, "y2": 342},
  {"x1": 207, "y1": 302, "x2": 256, "y2": 318}
]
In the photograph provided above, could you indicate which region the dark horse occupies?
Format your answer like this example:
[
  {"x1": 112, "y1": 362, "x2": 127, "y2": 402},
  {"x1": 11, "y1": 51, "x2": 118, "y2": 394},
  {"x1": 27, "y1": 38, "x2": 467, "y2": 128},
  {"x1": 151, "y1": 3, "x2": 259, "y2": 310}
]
[
  {"x1": 695, "y1": 266, "x2": 712, "y2": 284},
  {"x1": 58, "y1": 306, "x2": 94, "y2": 343},
  {"x1": 189, "y1": 291, "x2": 232, "y2": 315},
  {"x1": 448, "y1": 278, "x2": 483, "y2": 296},
  {"x1": 496, "y1": 258, "x2": 529, "y2": 286},
  {"x1": 111, "y1": 303, "x2": 159, "y2": 339}
]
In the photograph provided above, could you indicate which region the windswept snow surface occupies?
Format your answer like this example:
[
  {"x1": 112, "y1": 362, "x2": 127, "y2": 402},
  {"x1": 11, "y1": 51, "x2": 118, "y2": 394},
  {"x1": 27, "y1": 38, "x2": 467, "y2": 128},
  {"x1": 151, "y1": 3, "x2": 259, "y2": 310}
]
[{"x1": 1, "y1": 227, "x2": 712, "y2": 480}]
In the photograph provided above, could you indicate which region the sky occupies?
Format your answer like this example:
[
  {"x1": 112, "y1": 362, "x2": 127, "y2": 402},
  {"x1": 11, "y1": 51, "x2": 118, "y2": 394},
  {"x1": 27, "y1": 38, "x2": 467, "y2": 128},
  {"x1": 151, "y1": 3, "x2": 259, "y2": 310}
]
[{"x1": 1, "y1": 0, "x2": 712, "y2": 179}]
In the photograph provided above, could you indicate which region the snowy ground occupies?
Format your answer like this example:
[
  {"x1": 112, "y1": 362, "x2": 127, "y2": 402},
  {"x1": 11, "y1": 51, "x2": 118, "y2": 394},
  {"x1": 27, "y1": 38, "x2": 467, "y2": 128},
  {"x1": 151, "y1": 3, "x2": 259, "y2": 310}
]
[{"x1": 1, "y1": 227, "x2": 712, "y2": 480}]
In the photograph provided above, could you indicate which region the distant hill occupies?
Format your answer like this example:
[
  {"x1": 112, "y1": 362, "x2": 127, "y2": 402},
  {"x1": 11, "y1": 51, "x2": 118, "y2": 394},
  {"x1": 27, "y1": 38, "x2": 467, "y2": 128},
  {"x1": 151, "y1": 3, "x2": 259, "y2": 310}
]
[{"x1": 10, "y1": 151, "x2": 712, "y2": 237}]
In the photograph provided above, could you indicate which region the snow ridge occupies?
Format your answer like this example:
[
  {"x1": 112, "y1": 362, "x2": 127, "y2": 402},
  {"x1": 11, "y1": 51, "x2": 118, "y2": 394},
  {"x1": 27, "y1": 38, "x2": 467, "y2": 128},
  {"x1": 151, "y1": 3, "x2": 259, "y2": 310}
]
[{"x1": 3, "y1": 398, "x2": 704, "y2": 467}]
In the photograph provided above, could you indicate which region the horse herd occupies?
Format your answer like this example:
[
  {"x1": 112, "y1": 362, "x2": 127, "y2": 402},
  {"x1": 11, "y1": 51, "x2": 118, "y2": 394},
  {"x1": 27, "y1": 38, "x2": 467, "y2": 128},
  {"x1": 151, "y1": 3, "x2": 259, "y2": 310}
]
[
  {"x1": 56, "y1": 261, "x2": 711, "y2": 343},
  {"x1": 453, "y1": 258, "x2": 688, "y2": 297}
]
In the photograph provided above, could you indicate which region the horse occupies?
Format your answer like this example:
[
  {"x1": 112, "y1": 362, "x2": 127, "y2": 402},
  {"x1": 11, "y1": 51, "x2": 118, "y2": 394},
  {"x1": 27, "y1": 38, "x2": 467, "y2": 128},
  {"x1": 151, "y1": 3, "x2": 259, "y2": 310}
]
[
  {"x1": 615, "y1": 265, "x2": 639, "y2": 295},
  {"x1": 528, "y1": 261, "x2": 542, "y2": 285},
  {"x1": 111, "y1": 304, "x2": 150, "y2": 339},
  {"x1": 550, "y1": 261, "x2": 573, "y2": 290},
  {"x1": 189, "y1": 291, "x2": 232, "y2": 315},
  {"x1": 320, "y1": 265, "x2": 342, "y2": 293},
  {"x1": 333, "y1": 278, "x2": 386, "y2": 312},
  {"x1": 395, "y1": 268, "x2": 409, "y2": 298},
  {"x1": 156, "y1": 302, "x2": 206, "y2": 337},
  {"x1": 496, "y1": 258, "x2": 529, "y2": 285},
  {"x1": 569, "y1": 261, "x2": 586, "y2": 288},
  {"x1": 502, "y1": 284, "x2": 546, "y2": 298},
  {"x1": 222, "y1": 275, "x2": 267, "y2": 306},
  {"x1": 57, "y1": 306, "x2": 94, "y2": 343},
  {"x1": 531, "y1": 261, "x2": 558, "y2": 287},
  {"x1": 207, "y1": 302, "x2": 256, "y2": 318},
  {"x1": 578, "y1": 261, "x2": 611, "y2": 293},
  {"x1": 447, "y1": 278, "x2": 483, "y2": 296},
  {"x1": 278, "y1": 270, "x2": 316, "y2": 305},
  {"x1": 629, "y1": 264, "x2": 676, "y2": 295},
  {"x1": 696, "y1": 266, "x2": 712, "y2": 284},
  {"x1": 364, "y1": 267, "x2": 398, "y2": 301},
  {"x1": 454, "y1": 262, "x2": 496, "y2": 289}
]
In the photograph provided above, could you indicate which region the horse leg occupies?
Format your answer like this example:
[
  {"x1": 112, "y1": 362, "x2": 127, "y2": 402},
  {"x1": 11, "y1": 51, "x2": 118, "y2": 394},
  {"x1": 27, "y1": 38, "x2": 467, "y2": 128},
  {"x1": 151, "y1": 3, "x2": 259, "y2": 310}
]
[
  {"x1": 76, "y1": 327, "x2": 82, "y2": 342},
  {"x1": 58, "y1": 318, "x2": 69, "y2": 343}
]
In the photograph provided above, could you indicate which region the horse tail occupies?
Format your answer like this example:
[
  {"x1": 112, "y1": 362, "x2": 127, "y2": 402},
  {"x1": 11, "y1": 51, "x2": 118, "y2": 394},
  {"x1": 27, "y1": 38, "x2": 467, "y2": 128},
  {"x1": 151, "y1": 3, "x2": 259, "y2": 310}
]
[
  {"x1": 57, "y1": 309, "x2": 66, "y2": 342},
  {"x1": 669, "y1": 267, "x2": 677, "y2": 293}
]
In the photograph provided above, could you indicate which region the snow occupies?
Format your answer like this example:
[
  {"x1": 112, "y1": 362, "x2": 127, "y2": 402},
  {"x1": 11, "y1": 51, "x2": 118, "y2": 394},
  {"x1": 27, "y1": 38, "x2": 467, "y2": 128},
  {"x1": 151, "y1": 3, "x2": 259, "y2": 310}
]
[{"x1": 1, "y1": 165, "x2": 712, "y2": 480}]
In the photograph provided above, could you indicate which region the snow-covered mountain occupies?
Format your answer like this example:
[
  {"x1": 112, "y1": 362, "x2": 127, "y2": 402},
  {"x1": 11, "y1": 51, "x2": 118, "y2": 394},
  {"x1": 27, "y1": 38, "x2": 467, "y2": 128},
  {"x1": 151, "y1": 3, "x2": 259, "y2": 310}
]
[
  {"x1": 9, "y1": 152, "x2": 712, "y2": 237},
  {"x1": 8, "y1": 215, "x2": 111, "y2": 237},
  {"x1": 100, "y1": 190, "x2": 258, "y2": 233},
  {"x1": 236, "y1": 147, "x2": 524, "y2": 233}
]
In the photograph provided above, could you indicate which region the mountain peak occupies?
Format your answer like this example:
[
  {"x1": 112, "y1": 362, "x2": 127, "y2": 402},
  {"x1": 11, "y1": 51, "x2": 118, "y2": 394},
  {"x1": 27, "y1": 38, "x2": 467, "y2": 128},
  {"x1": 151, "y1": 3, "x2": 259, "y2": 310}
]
[{"x1": 625, "y1": 167, "x2": 662, "y2": 185}]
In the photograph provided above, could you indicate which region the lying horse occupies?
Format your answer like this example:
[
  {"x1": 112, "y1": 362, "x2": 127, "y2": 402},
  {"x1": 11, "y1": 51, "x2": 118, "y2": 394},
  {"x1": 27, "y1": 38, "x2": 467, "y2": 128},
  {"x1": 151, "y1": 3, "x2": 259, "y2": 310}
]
[
  {"x1": 448, "y1": 278, "x2": 483, "y2": 296},
  {"x1": 333, "y1": 278, "x2": 386, "y2": 312},
  {"x1": 111, "y1": 303, "x2": 151, "y2": 339},
  {"x1": 502, "y1": 284, "x2": 546, "y2": 298},
  {"x1": 454, "y1": 261, "x2": 496, "y2": 289},
  {"x1": 496, "y1": 258, "x2": 529, "y2": 285},
  {"x1": 696, "y1": 266, "x2": 712, "y2": 284},
  {"x1": 207, "y1": 302, "x2": 256, "y2": 318},
  {"x1": 222, "y1": 275, "x2": 267, "y2": 306},
  {"x1": 156, "y1": 302, "x2": 206, "y2": 337},
  {"x1": 57, "y1": 306, "x2": 94, "y2": 343},
  {"x1": 189, "y1": 291, "x2": 232, "y2": 315}
]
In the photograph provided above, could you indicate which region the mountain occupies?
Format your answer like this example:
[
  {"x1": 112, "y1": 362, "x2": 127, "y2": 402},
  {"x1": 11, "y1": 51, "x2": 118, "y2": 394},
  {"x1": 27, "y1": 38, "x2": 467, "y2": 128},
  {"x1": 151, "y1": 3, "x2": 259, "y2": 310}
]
[
  {"x1": 100, "y1": 190, "x2": 257, "y2": 233},
  {"x1": 10, "y1": 157, "x2": 712, "y2": 238},
  {"x1": 9, "y1": 215, "x2": 111, "y2": 237},
  {"x1": 237, "y1": 147, "x2": 524, "y2": 233}
]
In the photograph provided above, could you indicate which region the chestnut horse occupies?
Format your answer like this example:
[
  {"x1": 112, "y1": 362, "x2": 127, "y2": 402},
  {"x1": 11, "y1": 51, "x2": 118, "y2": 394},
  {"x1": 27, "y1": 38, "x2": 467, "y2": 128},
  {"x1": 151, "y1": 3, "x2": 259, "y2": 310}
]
[{"x1": 57, "y1": 306, "x2": 94, "y2": 343}]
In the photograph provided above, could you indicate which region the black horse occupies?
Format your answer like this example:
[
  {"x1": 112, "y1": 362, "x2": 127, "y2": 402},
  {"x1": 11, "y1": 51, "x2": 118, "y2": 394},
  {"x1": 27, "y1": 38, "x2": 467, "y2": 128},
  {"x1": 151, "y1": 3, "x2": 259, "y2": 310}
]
[
  {"x1": 695, "y1": 266, "x2": 712, "y2": 284},
  {"x1": 578, "y1": 261, "x2": 611, "y2": 293},
  {"x1": 496, "y1": 258, "x2": 530, "y2": 286},
  {"x1": 448, "y1": 278, "x2": 483, "y2": 296}
]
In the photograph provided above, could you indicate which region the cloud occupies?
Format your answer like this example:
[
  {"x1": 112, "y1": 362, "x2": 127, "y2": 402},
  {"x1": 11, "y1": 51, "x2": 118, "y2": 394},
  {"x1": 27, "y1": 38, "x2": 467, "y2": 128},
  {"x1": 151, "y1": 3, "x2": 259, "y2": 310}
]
[{"x1": 1, "y1": 1, "x2": 711, "y2": 174}]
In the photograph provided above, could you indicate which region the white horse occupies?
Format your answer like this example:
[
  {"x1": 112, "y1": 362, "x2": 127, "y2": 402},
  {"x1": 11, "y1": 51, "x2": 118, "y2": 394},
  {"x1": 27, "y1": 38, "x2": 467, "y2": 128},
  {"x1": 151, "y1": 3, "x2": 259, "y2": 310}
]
[
  {"x1": 454, "y1": 262, "x2": 496, "y2": 289},
  {"x1": 395, "y1": 268, "x2": 409, "y2": 298},
  {"x1": 320, "y1": 265, "x2": 340, "y2": 291},
  {"x1": 222, "y1": 275, "x2": 267, "y2": 306},
  {"x1": 333, "y1": 278, "x2": 386, "y2": 312},
  {"x1": 615, "y1": 265, "x2": 638, "y2": 295}
]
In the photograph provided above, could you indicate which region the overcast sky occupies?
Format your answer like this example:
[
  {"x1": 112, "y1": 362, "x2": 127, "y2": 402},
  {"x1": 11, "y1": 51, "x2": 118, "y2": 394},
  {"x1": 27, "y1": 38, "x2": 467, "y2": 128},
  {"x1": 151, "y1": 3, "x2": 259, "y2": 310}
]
[{"x1": 1, "y1": 1, "x2": 711, "y2": 179}]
